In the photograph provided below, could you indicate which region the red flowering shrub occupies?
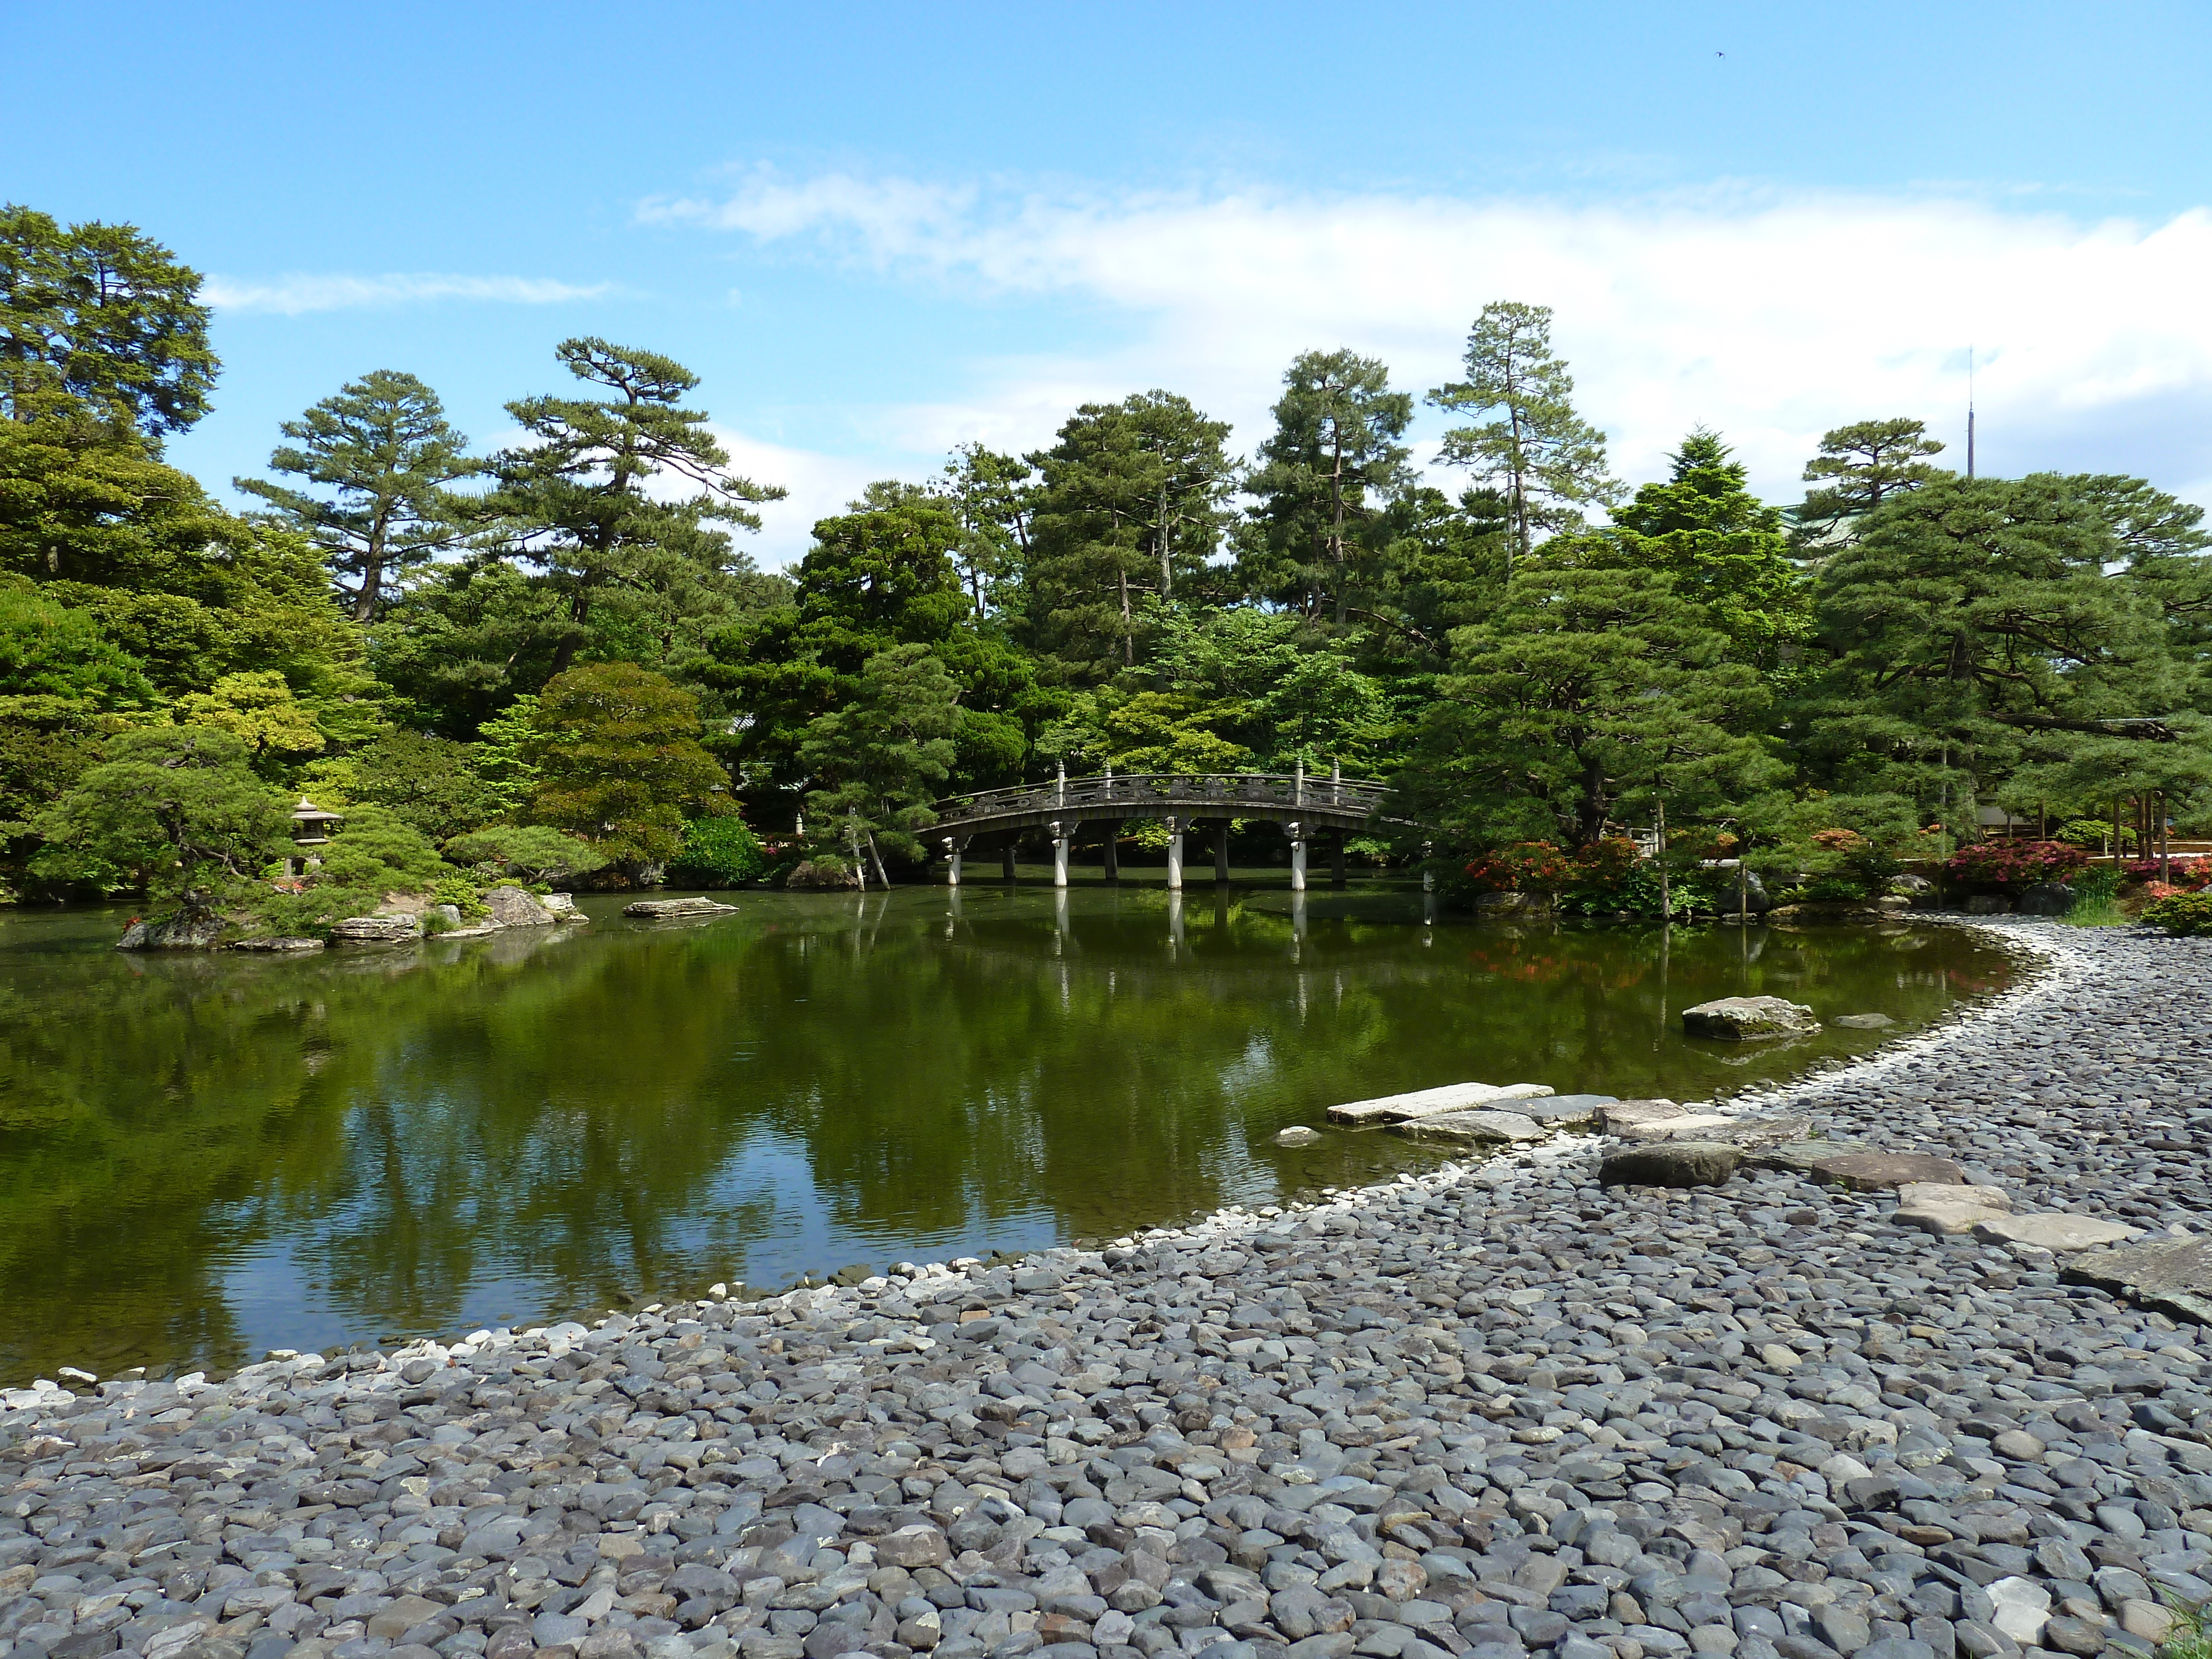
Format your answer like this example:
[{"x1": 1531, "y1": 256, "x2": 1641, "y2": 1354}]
[
  {"x1": 1943, "y1": 839, "x2": 2088, "y2": 889},
  {"x1": 2125, "y1": 857, "x2": 2211, "y2": 888},
  {"x1": 1463, "y1": 841, "x2": 1573, "y2": 892}
]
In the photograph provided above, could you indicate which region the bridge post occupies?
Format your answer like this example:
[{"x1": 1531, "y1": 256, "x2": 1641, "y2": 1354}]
[
  {"x1": 1288, "y1": 820, "x2": 1307, "y2": 892},
  {"x1": 1001, "y1": 836, "x2": 1018, "y2": 882},
  {"x1": 1166, "y1": 816, "x2": 1184, "y2": 890},
  {"x1": 943, "y1": 837, "x2": 966, "y2": 887},
  {"x1": 1214, "y1": 821, "x2": 1230, "y2": 883},
  {"x1": 1051, "y1": 820, "x2": 1070, "y2": 889},
  {"x1": 1332, "y1": 830, "x2": 1347, "y2": 889},
  {"x1": 1102, "y1": 820, "x2": 1121, "y2": 882}
]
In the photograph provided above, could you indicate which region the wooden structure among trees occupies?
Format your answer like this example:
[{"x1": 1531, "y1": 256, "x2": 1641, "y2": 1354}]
[{"x1": 933, "y1": 766, "x2": 1390, "y2": 890}]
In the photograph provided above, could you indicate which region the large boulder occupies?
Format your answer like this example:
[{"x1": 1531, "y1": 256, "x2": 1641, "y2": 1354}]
[
  {"x1": 1681, "y1": 995, "x2": 1820, "y2": 1040},
  {"x1": 540, "y1": 892, "x2": 585, "y2": 922},
  {"x1": 328, "y1": 912, "x2": 421, "y2": 944},
  {"x1": 1964, "y1": 893, "x2": 2013, "y2": 915},
  {"x1": 1890, "y1": 873, "x2": 1937, "y2": 902},
  {"x1": 484, "y1": 884, "x2": 557, "y2": 928},
  {"x1": 786, "y1": 859, "x2": 861, "y2": 890},
  {"x1": 116, "y1": 910, "x2": 232, "y2": 951},
  {"x1": 2016, "y1": 881, "x2": 2073, "y2": 916}
]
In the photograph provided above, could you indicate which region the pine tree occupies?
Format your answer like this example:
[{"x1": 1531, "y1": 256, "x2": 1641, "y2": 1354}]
[
  {"x1": 1790, "y1": 418, "x2": 1948, "y2": 550},
  {"x1": 1426, "y1": 302, "x2": 1617, "y2": 570},
  {"x1": 799, "y1": 644, "x2": 959, "y2": 884},
  {"x1": 236, "y1": 370, "x2": 480, "y2": 621}
]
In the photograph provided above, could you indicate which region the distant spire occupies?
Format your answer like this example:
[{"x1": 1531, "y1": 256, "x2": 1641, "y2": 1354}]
[{"x1": 1967, "y1": 346, "x2": 1976, "y2": 480}]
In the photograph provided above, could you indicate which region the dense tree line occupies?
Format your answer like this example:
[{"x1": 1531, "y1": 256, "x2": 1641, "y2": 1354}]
[{"x1": 4, "y1": 205, "x2": 2209, "y2": 927}]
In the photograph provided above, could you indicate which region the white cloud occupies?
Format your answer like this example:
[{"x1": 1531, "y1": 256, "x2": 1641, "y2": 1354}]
[
  {"x1": 651, "y1": 170, "x2": 2212, "y2": 507},
  {"x1": 205, "y1": 273, "x2": 613, "y2": 315},
  {"x1": 713, "y1": 428, "x2": 885, "y2": 570}
]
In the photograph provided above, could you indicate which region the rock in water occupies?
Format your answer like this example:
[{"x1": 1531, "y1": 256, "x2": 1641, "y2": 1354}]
[
  {"x1": 1394, "y1": 1109, "x2": 1546, "y2": 1142},
  {"x1": 1327, "y1": 1079, "x2": 1553, "y2": 1124},
  {"x1": 1681, "y1": 995, "x2": 1820, "y2": 1039},
  {"x1": 1833, "y1": 1011, "x2": 1894, "y2": 1029},
  {"x1": 328, "y1": 913, "x2": 422, "y2": 943},
  {"x1": 623, "y1": 897, "x2": 737, "y2": 919},
  {"x1": 229, "y1": 935, "x2": 325, "y2": 953},
  {"x1": 1516, "y1": 1093, "x2": 1616, "y2": 1125},
  {"x1": 485, "y1": 884, "x2": 557, "y2": 927},
  {"x1": 1274, "y1": 1125, "x2": 1322, "y2": 1147},
  {"x1": 541, "y1": 891, "x2": 585, "y2": 921},
  {"x1": 115, "y1": 910, "x2": 231, "y2": 951},
  {"x1": 2017, "y1": 881, "x2": 2073, "y2": 915},
  {"x1": 2062, "y1": 1233, "x2": 2212, "y2": 1322},
  {"x1": 1600, "y1": 1140, "x2": 1743, "y2": 1187}
]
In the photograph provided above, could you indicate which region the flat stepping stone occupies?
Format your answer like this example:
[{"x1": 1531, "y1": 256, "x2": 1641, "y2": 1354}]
[
  {"x1": 1515, "y1": 1093, "x2": 1615, "y2": 1126},
  {"x1": 1750, "y1": 1137, "x2": 1870, "y2": 1174},
  {"x1": 1327, "y1": 1081, "x2": 1553, "y2": 1125},
  {"x1": 1971, "y1": 1213, "x2": 2140, "y2": 1251},
  {"x1": 1392, "y1": 1110, "x2": 1546, "y2": 1143},
  {"x1": 1600, "y1": 1141, "x2": 1742, "y2": 1188},
  {"x1": 624, "y1": 898, "x2": 737, "y2": 919},
  {"x1": 1893, "y1": 1181, "x2": 2010, "y2": 1236},
  {"x1": 1833, "y1": 1013, "x2": 1894, "y2": 1030},
  {"x1": 1615, "y1": 1113, "x2": 1811, "y2": 1148},
  {"x1": 1809, "y1": 1151, "x2": 1966, "y2": 1190},
  {"x1": 1682, "y1": 995, "x2": 1820, "y2": 1040},
  {"x1": 2062, "y1": 1235, "x2": 2212, "y2": 1322},
  {"x1": 1594, "y1": 1099, "x2": 1687, "y2": 1132}
]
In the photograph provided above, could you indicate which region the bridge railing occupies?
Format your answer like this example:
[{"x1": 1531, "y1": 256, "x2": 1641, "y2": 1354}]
[{"x1": 933, "y1": 771, "x2": 1391, "y2": 827}]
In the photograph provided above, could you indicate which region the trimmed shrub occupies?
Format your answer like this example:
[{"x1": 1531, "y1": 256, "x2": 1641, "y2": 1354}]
[
  {"x1": 1943, "y1": 839, "x2": 2087, "y2": 889},
  {"x1": 667, "y1": 817, "x2": 766, "y2": 888},
  {"x1": 2143, "y1": 890, "x2": 2212, "y2": 936}
]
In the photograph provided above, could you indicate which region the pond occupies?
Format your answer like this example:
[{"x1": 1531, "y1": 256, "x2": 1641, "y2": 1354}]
[{"x1": 0, "y1": 879, "x2": 2014, "y2": 1384}]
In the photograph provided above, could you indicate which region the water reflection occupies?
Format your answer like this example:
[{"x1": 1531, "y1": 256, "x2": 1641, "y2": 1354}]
[{"x1": 0, "y1": 889, "x2": 2010, "y2": 1382}]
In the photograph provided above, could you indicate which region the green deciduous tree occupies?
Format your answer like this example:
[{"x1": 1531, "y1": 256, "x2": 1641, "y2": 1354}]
[
  {"x1": 340, "y1": 729, "x2": 502, "y2": 842},
  {"x1": 0, "y1": 205, "x2": 217, "y2": 442},
  {"x1": 800, "y1": 644, "x2": 959, "y2": 885},
  {"x1": 31, "y1": 725, "x2": 287, "y2": 907},
  {"x1": 1408, "y1": 565, "x2": 1777, "y2": 850},
  {"x1": 236, "y1": 370, "x2": 481, "y2": 621},
  {"x1": 486, "y1": 338, "x2": 786, "y2": 679},
  {"x1": 1023, "y1": 392, "x2": 1238, "y2": 674},
  {"x1": 1790, "y1": 418, "x2": 1948, "y2": 550},
  {"x1": 1241, "y1": 349, "x2": 1413, "y2": 624},
  {"x1": 1427, "y1": 301, "x2": 1618, "y2": 570},
  {"x1": 528, "y1": 661, "x2": 731, "y2": 872}
]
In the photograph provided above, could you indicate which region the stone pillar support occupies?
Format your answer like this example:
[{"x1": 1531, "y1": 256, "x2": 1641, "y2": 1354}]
[
  {"x1": 1288, "y1": 821, "x2": 1307, "y2": 893},
  {"x1": 1214, "y1": 822, "x2": 1231, "y2": 884},
  {"x1": 1051, "y1": 821, "x2": 1070, "y2": 889},
  {"x1": 1102, "y1": 820, "x2": 1122, "y2": 883},
  {"x1": 1166, "y1": 816, "x2": 1185, "y2": 891}
]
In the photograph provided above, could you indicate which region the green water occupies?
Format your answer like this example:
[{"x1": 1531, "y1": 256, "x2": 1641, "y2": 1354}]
[{"x1": 0, "y1": 879, "x2": 2012, "y2": 1383}]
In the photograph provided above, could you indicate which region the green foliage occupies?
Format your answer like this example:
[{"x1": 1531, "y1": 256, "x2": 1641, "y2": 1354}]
[
  {"x1": 528, "y1": 661, "x2": 729, "y2": 868},
  {"x1": 482, "y1": 337, "x2": 786, "y2": 681},
  {"x1": 1588, "y1": 427, "x2": 1812, "y2": 681},
  {"x1": 1021, "y1": 391, "x2": 1239, "y2": 675},
  {"x1": 668, "y1": 815, "x2": 766, "y2": 888},
  {"x1": 430, "y1": 871, "x2": 489, "y2": 917},
  {"x1": 471, "y1": 695, "x2": 542, "y2": 816},
  {"x1": 1240, "y1": 349, "x2": 1413, "y2": 624},
  {"x1": 30, "y1": 724, "x2": 286, "y2": 904},
  {"x1": 251, "y1": 804, "x2": 443, "y2": 937},
  {"x1": 0, "y1": 580, "x2": 154, "y2": 707},
  {"x1": 1407, "y1": 563, "x2": 1781, "y2": 851},
  {"x1": 2056, "y1": 816, "x2": 2115, "y2": 850},
  {"x1": 235, "y1": 369, "x2": 479, "y2": 621},
  {"x1": 1790, "y1": 418, "x2": 1948, "y2": 549},
  {"x1": 440, "y1": 823, "x2": 606, "y2": 886},
  {"x1": 171, "y1": 670, "x2": 325, "y2": 768},
  {"x1": 0, "y1": 205, "x2": 217, "y2": 441},
  {"x1": 344, "y1": 728, "x2": 500, "y2": 842},
  {"x1": 1427, "y1": 301, "x2": 1619, "y2": 566},
  {"x1": 800, "y1": 644, "x2": 960, "y2": 875},
  {"x1": 2142, "y1": 890, "x2": 2212, "y2": 936}
]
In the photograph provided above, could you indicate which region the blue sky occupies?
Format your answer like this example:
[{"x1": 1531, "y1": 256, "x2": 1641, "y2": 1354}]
[{"x1": 7, "y1": 2, "x2": 2211, "y2": 565}]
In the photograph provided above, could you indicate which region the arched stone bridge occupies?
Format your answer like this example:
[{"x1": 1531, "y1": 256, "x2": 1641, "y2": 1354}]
[{"x1": 930, "y1": 769, "x2": 1396, "y2": 889}]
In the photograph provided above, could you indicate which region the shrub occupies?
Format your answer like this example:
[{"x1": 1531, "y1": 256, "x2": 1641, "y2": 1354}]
[
  {"x1": 249, "y1": 805, "x2": 443, "y2": 938},
  {"x1": 2056, "y1": 817, "x2": 2115, "y2": 851},
  {"x1": 442, "y1": 825, "x2": 607, "y2": 886},
  {"x1": 2143, "y1": 891, "x2": 2212, "y2": 937},
  {"x1": 1463, "y1": 842, "x2": 1572, "y2": 893},
  {"x1": 1943, "y1": 839, "x2": 2088, "y2": 889},
  {"x1": 667, "y1": 816, "x2": 766, "y2": 888},
  {"x1": 1801, "y1": 875, "x2": 1871, "y2": 904}
]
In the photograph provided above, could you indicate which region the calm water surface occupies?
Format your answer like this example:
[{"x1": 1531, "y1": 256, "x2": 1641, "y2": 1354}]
[{"x1": 0, "y1": 879, "x2": 2013, "y2": 1382}]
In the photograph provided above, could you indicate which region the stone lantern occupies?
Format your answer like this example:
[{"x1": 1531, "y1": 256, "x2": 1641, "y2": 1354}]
[{"x1": 288, "y1": 798, "x2": 343, "y2": 875}]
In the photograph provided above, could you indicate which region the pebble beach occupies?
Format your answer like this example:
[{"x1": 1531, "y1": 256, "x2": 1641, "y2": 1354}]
[{"x1": 1, "y1": 919, "x2": 2207, "y2": 1659}]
